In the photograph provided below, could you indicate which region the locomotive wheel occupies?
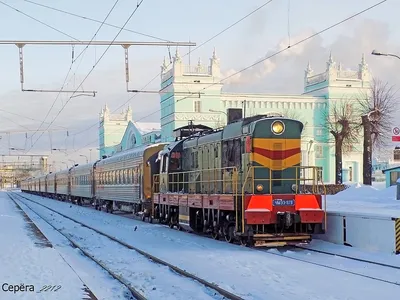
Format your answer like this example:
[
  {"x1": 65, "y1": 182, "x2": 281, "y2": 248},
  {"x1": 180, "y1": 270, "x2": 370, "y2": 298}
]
[
  {"x1": 224, "y1": 225, "x2": 235, "y2": 243},
  {"x1": 211, "y1": 230, "x2": 219, "y2": 240},
  {"x1": 240, "y1": 237, "x2": 254, "y2": 247},
  {"x1": 240, "y1": 238, "x2": 247, "y2": 246}
]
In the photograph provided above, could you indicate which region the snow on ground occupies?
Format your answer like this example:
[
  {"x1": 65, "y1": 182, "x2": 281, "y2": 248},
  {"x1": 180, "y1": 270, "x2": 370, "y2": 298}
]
[
  {"x1": 21, "y1": 192, "x2": 400, "y2": 300},
  {"x1": 302, "y1": 240, "x2": 400, "y2": 268},
  {"x1": 0, "y1": 193, "x2": 88, "y2": 300},
  {"x1": 14, "y1": 195, "x2": 133, "y2": 300},
  {"x1": 14, "y1": 195, "x2": 225, "y2": 300},
  {"x1": 326, "y1": 182, "x2": 400, "y2": 217}
]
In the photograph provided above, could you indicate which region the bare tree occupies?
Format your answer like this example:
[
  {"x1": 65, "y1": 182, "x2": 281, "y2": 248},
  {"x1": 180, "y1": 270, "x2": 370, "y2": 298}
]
[
  {"x1": 358, "y1": 78, "x2": 399, "y2": 185},
  {"x1": 324, "y1": 99, "x2": 360, "y2": 184},
  {"x1": 282, "y1": 108, "x2": 308, "y2": 127}
]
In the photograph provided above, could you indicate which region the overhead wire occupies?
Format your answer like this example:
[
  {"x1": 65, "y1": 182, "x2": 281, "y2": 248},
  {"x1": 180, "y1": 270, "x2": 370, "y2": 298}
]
[
  {"x1": 22, "y1": 0, "x2": 171, "y2": 42},
  {"x1": 0, "y1": 108, "x2": 69, "y2": 130},
  {"x1": 70, "y1": 0, "x2": 275, "y2": 138},
  {"x1": 0, "y1": 1, "x2": 80, "y2": 41},
  {"x1": 69, "y1": 0, "x2": 387, "y2": 154},
  {"x1": 26, "y1": 0, "x2": 146, "y2": 153},
  {"x1": 0, "y1": 1, "x2": 82, "y2": 142},
  {"x1": 25, "y1": 1, "x2": 121, "y2": 149}
]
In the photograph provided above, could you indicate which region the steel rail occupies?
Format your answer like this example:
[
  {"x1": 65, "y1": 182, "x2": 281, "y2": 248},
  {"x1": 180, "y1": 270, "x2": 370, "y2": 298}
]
[
  {"x1": 8, "y1": 193, "x2": 145, "y2": 300},
  {"x1": 12, "y1": 192, "x2": 244, "y2": 300}
]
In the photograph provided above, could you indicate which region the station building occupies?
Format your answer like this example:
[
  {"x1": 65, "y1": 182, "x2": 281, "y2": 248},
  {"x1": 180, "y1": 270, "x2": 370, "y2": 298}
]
[
  {"x1": 99, "y1": 49, "x2": 372, "y2": 184},
  {"x1": 99, "y1": 105, "x2": 161, "y2": 158}
]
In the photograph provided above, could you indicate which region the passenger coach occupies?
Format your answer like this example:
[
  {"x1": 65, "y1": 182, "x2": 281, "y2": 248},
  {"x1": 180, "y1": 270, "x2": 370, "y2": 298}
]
[
  {"x1": 70, "y1": 163, "x2": 95, "y2": 205},
  {"x1": 94, "y1": 143, "x2": 166, "y2": 213}
]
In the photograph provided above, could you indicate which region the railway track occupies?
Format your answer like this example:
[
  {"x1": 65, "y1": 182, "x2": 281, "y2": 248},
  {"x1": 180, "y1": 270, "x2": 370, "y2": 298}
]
[
  {"x1": 7, "y1": 193, "x2": 143, "y2": 300},
  {"x1": 9, "y1": 192, "x2": 244, "y2": 300},
  {"x1": 17, "y1": 192, "x2": 400, "y2": 289},
  {"x1": 259, "y1": 246, "x2": 400, "y2": 287},
  {"x1": 293, "y1": 245, "x2": 400, "y2": 270}
]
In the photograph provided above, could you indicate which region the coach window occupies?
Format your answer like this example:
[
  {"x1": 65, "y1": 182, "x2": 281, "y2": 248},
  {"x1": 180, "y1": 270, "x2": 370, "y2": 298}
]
[
  {"x1": 126, "y1": 169, "x2": 130, "y2": 184},
  {"x1": 135, "y1": 167, "x2": 139, "y2": 184}
]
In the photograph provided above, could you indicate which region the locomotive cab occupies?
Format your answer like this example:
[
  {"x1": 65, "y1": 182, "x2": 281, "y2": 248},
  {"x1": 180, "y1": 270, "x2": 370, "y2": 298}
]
[
  {"x1": 157, "y1": 141, "x2": 184, "y2": 194},
  {"x1": 239, "y1": 117, "x2": 326, "y2": 246}
]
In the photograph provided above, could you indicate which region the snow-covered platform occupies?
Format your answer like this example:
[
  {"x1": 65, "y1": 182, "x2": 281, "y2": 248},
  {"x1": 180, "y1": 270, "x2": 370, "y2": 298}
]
[
  {"x1": 318, "y1": 183, "x2": 400, "y2": 255},
  {"x1": 0, "y1": 193, "x2": 95, "y2": 299}
]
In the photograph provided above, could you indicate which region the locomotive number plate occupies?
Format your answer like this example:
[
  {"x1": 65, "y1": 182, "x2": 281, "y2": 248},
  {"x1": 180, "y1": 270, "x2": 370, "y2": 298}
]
[{"x1": 272, "y1": 199, "x2": 295, "y2": 206}]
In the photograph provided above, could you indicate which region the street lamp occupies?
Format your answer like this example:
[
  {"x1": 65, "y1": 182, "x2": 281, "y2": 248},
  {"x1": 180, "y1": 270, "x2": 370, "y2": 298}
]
[
  {"x1": 209, "y1": 109, "x2": 227, "y2": 116},
  {"x1": 52, "y1": 148, "x2": 68, "y2": 155},
  {"x1": 371, "y1": 49, "x2": 400, "y2": 60},
  {"x1": 80, "y1": 155, "x2": 88, "y2": 164}
]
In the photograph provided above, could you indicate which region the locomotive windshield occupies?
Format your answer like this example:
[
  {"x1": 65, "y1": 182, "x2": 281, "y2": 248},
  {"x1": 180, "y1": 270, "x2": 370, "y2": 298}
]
[{"x1": 169, "y1": 151, "x2": 181, "y2": 171}]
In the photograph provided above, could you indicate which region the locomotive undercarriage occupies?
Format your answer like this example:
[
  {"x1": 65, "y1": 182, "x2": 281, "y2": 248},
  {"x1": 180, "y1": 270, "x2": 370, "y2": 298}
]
[
  {"x1": 152, "y1": 203, "x2": 241, "y2": 244},
  {"x1": 151, "y1": 203, "x2": 315, "y2": 247}
]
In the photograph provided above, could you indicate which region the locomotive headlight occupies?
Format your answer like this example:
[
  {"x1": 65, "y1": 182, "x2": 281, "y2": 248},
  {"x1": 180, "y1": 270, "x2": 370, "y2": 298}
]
[
  {"x1": 256, "y1": 184, "x2": 264, "y2": 192},
  {"x1": 271, "y1": 120, "x2": 285, "y2": 135}
]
